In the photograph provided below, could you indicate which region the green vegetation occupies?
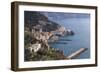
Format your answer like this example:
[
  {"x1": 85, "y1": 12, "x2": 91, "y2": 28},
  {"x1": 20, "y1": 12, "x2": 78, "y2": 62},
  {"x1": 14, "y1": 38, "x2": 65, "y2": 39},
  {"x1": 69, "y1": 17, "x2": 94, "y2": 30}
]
[{"x1": 24, "y1": 47, "x2": 67, "y2": 61}]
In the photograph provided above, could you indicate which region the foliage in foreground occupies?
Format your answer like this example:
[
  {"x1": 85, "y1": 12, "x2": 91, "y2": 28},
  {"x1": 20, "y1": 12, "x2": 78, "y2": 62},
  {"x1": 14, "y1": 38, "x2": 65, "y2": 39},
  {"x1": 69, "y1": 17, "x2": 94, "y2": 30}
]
[{"x1": 24, "y1": 47, "x2": 67, "y2": 61}]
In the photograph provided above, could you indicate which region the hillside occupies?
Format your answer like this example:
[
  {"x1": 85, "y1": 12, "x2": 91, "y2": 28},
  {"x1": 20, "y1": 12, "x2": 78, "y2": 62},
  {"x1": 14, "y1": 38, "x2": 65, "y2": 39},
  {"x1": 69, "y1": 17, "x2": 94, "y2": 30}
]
[{"x1": 24, "y1": 11, "x2": 74, "y2": 61}]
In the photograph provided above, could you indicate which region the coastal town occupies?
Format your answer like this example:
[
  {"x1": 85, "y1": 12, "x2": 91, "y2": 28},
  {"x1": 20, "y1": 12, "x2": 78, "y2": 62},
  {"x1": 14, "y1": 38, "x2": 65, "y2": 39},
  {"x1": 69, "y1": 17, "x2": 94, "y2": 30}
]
[{"x1": 24, "y1": 11, "x2": 86, "y2": 61}]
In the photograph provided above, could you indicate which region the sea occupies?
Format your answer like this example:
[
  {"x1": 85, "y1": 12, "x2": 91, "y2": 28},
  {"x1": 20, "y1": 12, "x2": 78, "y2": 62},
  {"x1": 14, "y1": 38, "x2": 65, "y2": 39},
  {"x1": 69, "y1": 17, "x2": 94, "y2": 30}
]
[{"x1": 48, "y1": 16, "x2": 90, "y2": 59}]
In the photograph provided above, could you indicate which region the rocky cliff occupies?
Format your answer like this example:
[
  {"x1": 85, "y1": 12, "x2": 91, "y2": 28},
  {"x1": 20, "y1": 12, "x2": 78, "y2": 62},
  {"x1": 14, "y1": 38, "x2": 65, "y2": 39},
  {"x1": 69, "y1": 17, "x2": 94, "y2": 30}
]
[{"x1": 25, "y1": 11, "x2": 61, "y2": 32}]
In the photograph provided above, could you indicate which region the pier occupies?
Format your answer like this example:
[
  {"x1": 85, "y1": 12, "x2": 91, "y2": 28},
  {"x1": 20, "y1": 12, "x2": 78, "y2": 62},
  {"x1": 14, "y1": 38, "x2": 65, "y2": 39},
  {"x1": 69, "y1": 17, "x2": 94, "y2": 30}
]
[{"x1": 67, "y1": 48, "x2": 87, "y2": 59}]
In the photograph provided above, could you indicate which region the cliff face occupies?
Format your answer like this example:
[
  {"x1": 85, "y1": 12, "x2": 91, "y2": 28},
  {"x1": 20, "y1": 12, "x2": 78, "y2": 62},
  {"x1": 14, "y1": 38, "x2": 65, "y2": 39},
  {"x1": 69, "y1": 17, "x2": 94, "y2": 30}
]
[{"x1": 25, "y1": 11, "x2": 61, "y2": 32}]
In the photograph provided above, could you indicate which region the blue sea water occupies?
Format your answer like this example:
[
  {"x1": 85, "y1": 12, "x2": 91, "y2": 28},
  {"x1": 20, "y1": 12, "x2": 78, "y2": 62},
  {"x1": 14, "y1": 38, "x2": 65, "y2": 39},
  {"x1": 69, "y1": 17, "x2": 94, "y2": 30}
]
[{"x1": 49, "y1": 17, "x2": 90, "y2": 59}]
